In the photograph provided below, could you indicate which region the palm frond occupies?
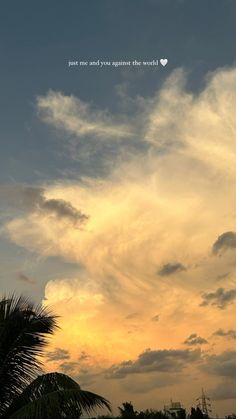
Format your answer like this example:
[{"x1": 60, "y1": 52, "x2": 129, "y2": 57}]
[
  {"x1": 7, "y1": 372, "x2": 111, "y2": 419},
  {"x1": 0, "y1": 295, "x2": 58, "y2": 415}
]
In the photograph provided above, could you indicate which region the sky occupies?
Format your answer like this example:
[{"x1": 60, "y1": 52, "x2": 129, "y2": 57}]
[{"x1": 1, "y1": 0, "x2": 236, "y2": 416}]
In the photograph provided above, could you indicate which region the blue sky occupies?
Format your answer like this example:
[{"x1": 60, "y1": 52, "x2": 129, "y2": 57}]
[{"x1": 1, "y1": 0, "x2": 236, "y2": 182}]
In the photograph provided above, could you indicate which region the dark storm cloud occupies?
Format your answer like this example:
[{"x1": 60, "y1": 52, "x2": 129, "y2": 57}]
[
  {"x1": 0, "y1": 184, "x2": 88, "y2": 226},
  {"x1": 200, "y1": 288, "x2": 236, "y2": 309},
  {"x1": 202, "y1": 351, "x2": 236, "y2": 378},
  {"x1": 17, "y1": 272, "x2": 35, "y2": 285},
  {"x1": 46, "y1": 348, "x2": 70, "y2": 362},
  {"x1": 158, "y1": 262, "x2": 186, "y2": 276},
  {"x1": 212, "y1": 231, "x2": 236, "y2": 254},
  {"x1": 213, "y1": 329, "x2": 236, "y2": 340},
  {"x1": 184, "y1": 333, "x2": 208, "y2": 346},
  {"x1": 105, "y1": 348, "x2": 200, "y2": 379}
]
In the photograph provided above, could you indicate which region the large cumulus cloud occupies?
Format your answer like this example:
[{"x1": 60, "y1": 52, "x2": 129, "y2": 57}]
[{"x1": 3, "y1": 65, "x2": 236, "y2": 410}]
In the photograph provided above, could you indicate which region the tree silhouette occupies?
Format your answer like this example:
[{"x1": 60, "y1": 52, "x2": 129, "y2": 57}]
[
  {"x1": 138, "y1": 409, "x2": 169, "y2": 419},
  {"x1": 0, "y1": 295, "x2": 111, "y2": 418},
  {"x1": 118, "y1": 402, "x2": 138, "y2": 419},
  {"x1": 190, "y1": 407, "x2": 205, "y2": 419}
]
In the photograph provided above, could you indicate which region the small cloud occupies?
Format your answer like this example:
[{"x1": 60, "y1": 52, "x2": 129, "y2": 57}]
[
  {"x1": 213, "y1": 329, "x2": 236, "y2": 340},
  {"x1": 213, "y1": 231, "x2": 236, "y2": 255},
  {"x1": 151, "y1": 314, "x2": 160, "y2": 322},
  {"x1": 125, "y1": 312, "x2": 139, "y2": 320},
  {"x1": 46, "y1": 347, "x2": 70, "y2": 362},
  {"x1": 184, "y1": 333, "x2": 208, "y2": 346},
  {"x1": 60, "y1": 361, "x2": 78, "y2": 373},
  {"x1": 17, "y1": 272, "x2": 35, "y2": 285},
  {"x1": 78, "y1": 351, "x2": 90, "y2": 361},
  {"x1": 158, "y1": 262, "x2": 186, "y2": 276},
  {"x1": 41, "y1": 198, "x2": 88, "y2": 226},
  {"x1": 200, "y1": 288, "x2": 236, "y2": 309}
]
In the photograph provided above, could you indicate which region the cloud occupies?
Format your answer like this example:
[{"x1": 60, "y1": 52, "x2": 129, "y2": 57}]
[
  {"x1": 158, "y1": 262, "x2": 186, "y2": 276},
  {"x1": 0, "y1": 184, "x2": 88, "y2": 227},
  {"x1": 6, "y1": 67, "x2": 236, "y2": 292},
  {"x1": 144, "y1": 66, "x2": 236, "y2": 177},
  {"x1": 202, "y1": 351, "x2": 236, "y2": 377},
  {"x1": 40, "y1": 198, "x2": 88, "y2": 226},
  {"x1": 59, "y1": 359, "x2": 102, "y2": 387},
  {"x1": 59, "y1": 361, "x2": 78, "y2": 373},
  {"x1": 4, "y1": 65, "x2": 236, "y2": 408},
  {"x1": 105, "y1": 348, "x2": 201, "y2": 379},
  {"x1": 200, "y1": 288, "x2": 236, "y2": 309},
  {"x1": 17, "y1": 272, "x2": 35, "y2": 285},
  {"x1": 79, "y1": 351, "x2": 90, "y2": 361},
  {"x1": 125, "y1": 312, "x2": 140, "y2": 320},
  {"x1": 213, "y1": 232, "x2": 236, "y2": 255},
  {"x1": 184, "y1": 333, "x2": 208, "y2": 346},
  {"x1": 151, "y1": 314, "x2": 160, "y2": 322},
  {"x1": 37, "y1": 90, "x2": 133, "y2": 141},
  {"x1": 46, "y1": 347, "x2": 70, "y2": 362},
  {"x1": 213, "y1": 329, "x2": 236, "y2": 340}
]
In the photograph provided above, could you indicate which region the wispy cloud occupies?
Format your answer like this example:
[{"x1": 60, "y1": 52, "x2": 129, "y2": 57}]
[
  {"x1": 213, "y1": 328, "x2": 236, "y2": 340},
  {"x1": 37, "y1": 91, "x2": 133, "y2": 141},
  {"x1": 46, "y1": 347, "x2": 70, "y2": 362},
  {"x1": 17, "y1": 272, "x2": 35, "y2": 285}
]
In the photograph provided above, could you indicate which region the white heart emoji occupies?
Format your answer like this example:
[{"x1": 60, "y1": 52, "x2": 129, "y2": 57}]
[{"x1": 160, "y1": 58, "x2": 168, "y2": 67}]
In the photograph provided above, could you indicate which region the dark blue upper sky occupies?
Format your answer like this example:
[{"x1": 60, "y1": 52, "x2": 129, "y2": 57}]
[{"x1": 1, "y1": 0, "x2": 235, "y2": 183}]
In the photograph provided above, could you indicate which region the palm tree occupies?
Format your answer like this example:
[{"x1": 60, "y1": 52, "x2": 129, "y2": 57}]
[
  {"x1": 118, "y1": 402, "x2": 138, "y2": 419},
  {"x1": 0, "y1": 295, "x2": 111, "y2": 418}
]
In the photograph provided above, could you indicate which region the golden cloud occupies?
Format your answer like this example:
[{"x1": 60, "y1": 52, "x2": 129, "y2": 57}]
[{"x1": 4, "y1": 66, "x2": 236, "y2": 407}]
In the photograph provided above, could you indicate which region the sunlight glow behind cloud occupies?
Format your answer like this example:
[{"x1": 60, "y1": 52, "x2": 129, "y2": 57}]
[{"x1": 4, "y1": 65, "x2": 236, "y2": 411}]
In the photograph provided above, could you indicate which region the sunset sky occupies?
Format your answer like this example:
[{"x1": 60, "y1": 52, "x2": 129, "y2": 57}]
[{"x1": 1, "y1": 1, "x2": 236, "y2": 416}]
